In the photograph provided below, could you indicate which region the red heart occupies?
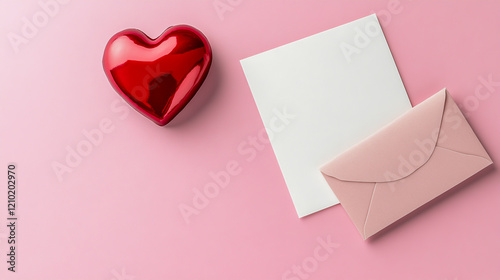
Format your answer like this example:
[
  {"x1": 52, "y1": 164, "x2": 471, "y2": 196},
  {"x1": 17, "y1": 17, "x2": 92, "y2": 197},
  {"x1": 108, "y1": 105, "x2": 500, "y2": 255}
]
[{"x1": 103, "y1": 25, "x2": 212, "y2": 126}]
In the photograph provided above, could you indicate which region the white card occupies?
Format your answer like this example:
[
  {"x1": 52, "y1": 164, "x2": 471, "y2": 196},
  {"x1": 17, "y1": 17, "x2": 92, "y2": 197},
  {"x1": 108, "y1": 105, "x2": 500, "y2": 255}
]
[{"x1": 240, "y1": 14, "x2": 411, "y2": 218}]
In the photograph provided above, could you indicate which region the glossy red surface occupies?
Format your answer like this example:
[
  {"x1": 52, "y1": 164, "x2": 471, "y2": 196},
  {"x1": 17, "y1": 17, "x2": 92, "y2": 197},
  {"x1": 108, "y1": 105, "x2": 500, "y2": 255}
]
[{"x1": 103, "y1": 25, "x2": 212, "y2": 126}]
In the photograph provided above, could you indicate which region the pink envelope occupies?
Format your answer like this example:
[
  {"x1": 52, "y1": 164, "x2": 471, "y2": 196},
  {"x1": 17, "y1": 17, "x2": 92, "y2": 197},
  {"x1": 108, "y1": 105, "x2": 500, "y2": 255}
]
[{"x1": 320, "y1": 88, "x2": 493, "y2": 240}]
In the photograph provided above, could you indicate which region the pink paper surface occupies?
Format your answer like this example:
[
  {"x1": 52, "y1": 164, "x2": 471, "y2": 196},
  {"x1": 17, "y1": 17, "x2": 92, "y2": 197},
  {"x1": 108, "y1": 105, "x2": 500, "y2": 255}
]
[
  {"x1": 321, "y1": 89, "x2": 493, "y2": 240},
  {"x1": 0, "y1": 1, "x2": 499, "y2": 279}
]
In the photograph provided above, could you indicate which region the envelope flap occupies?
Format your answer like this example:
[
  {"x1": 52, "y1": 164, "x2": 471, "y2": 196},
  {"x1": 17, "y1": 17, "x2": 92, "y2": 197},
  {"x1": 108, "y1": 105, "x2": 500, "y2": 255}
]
[{"x1": 321, "y1": 89, "x2": 447, "y2": 183}]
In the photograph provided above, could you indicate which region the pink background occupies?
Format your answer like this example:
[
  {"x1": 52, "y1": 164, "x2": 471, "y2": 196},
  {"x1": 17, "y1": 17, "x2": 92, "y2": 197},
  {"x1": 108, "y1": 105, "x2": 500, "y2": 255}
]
[{"x1": 1, "y1": 0, "x2": 499, "y2": 279}]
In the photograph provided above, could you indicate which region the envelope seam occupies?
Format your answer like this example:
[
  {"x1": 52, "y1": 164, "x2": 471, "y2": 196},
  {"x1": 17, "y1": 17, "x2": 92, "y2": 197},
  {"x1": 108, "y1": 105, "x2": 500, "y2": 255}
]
[
  {"x1": 434, "y1": 145, "x2": 492, "y2": 163},
  {"x1": 363, "y1": 182, "x2": 377, "y2": 239}
]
